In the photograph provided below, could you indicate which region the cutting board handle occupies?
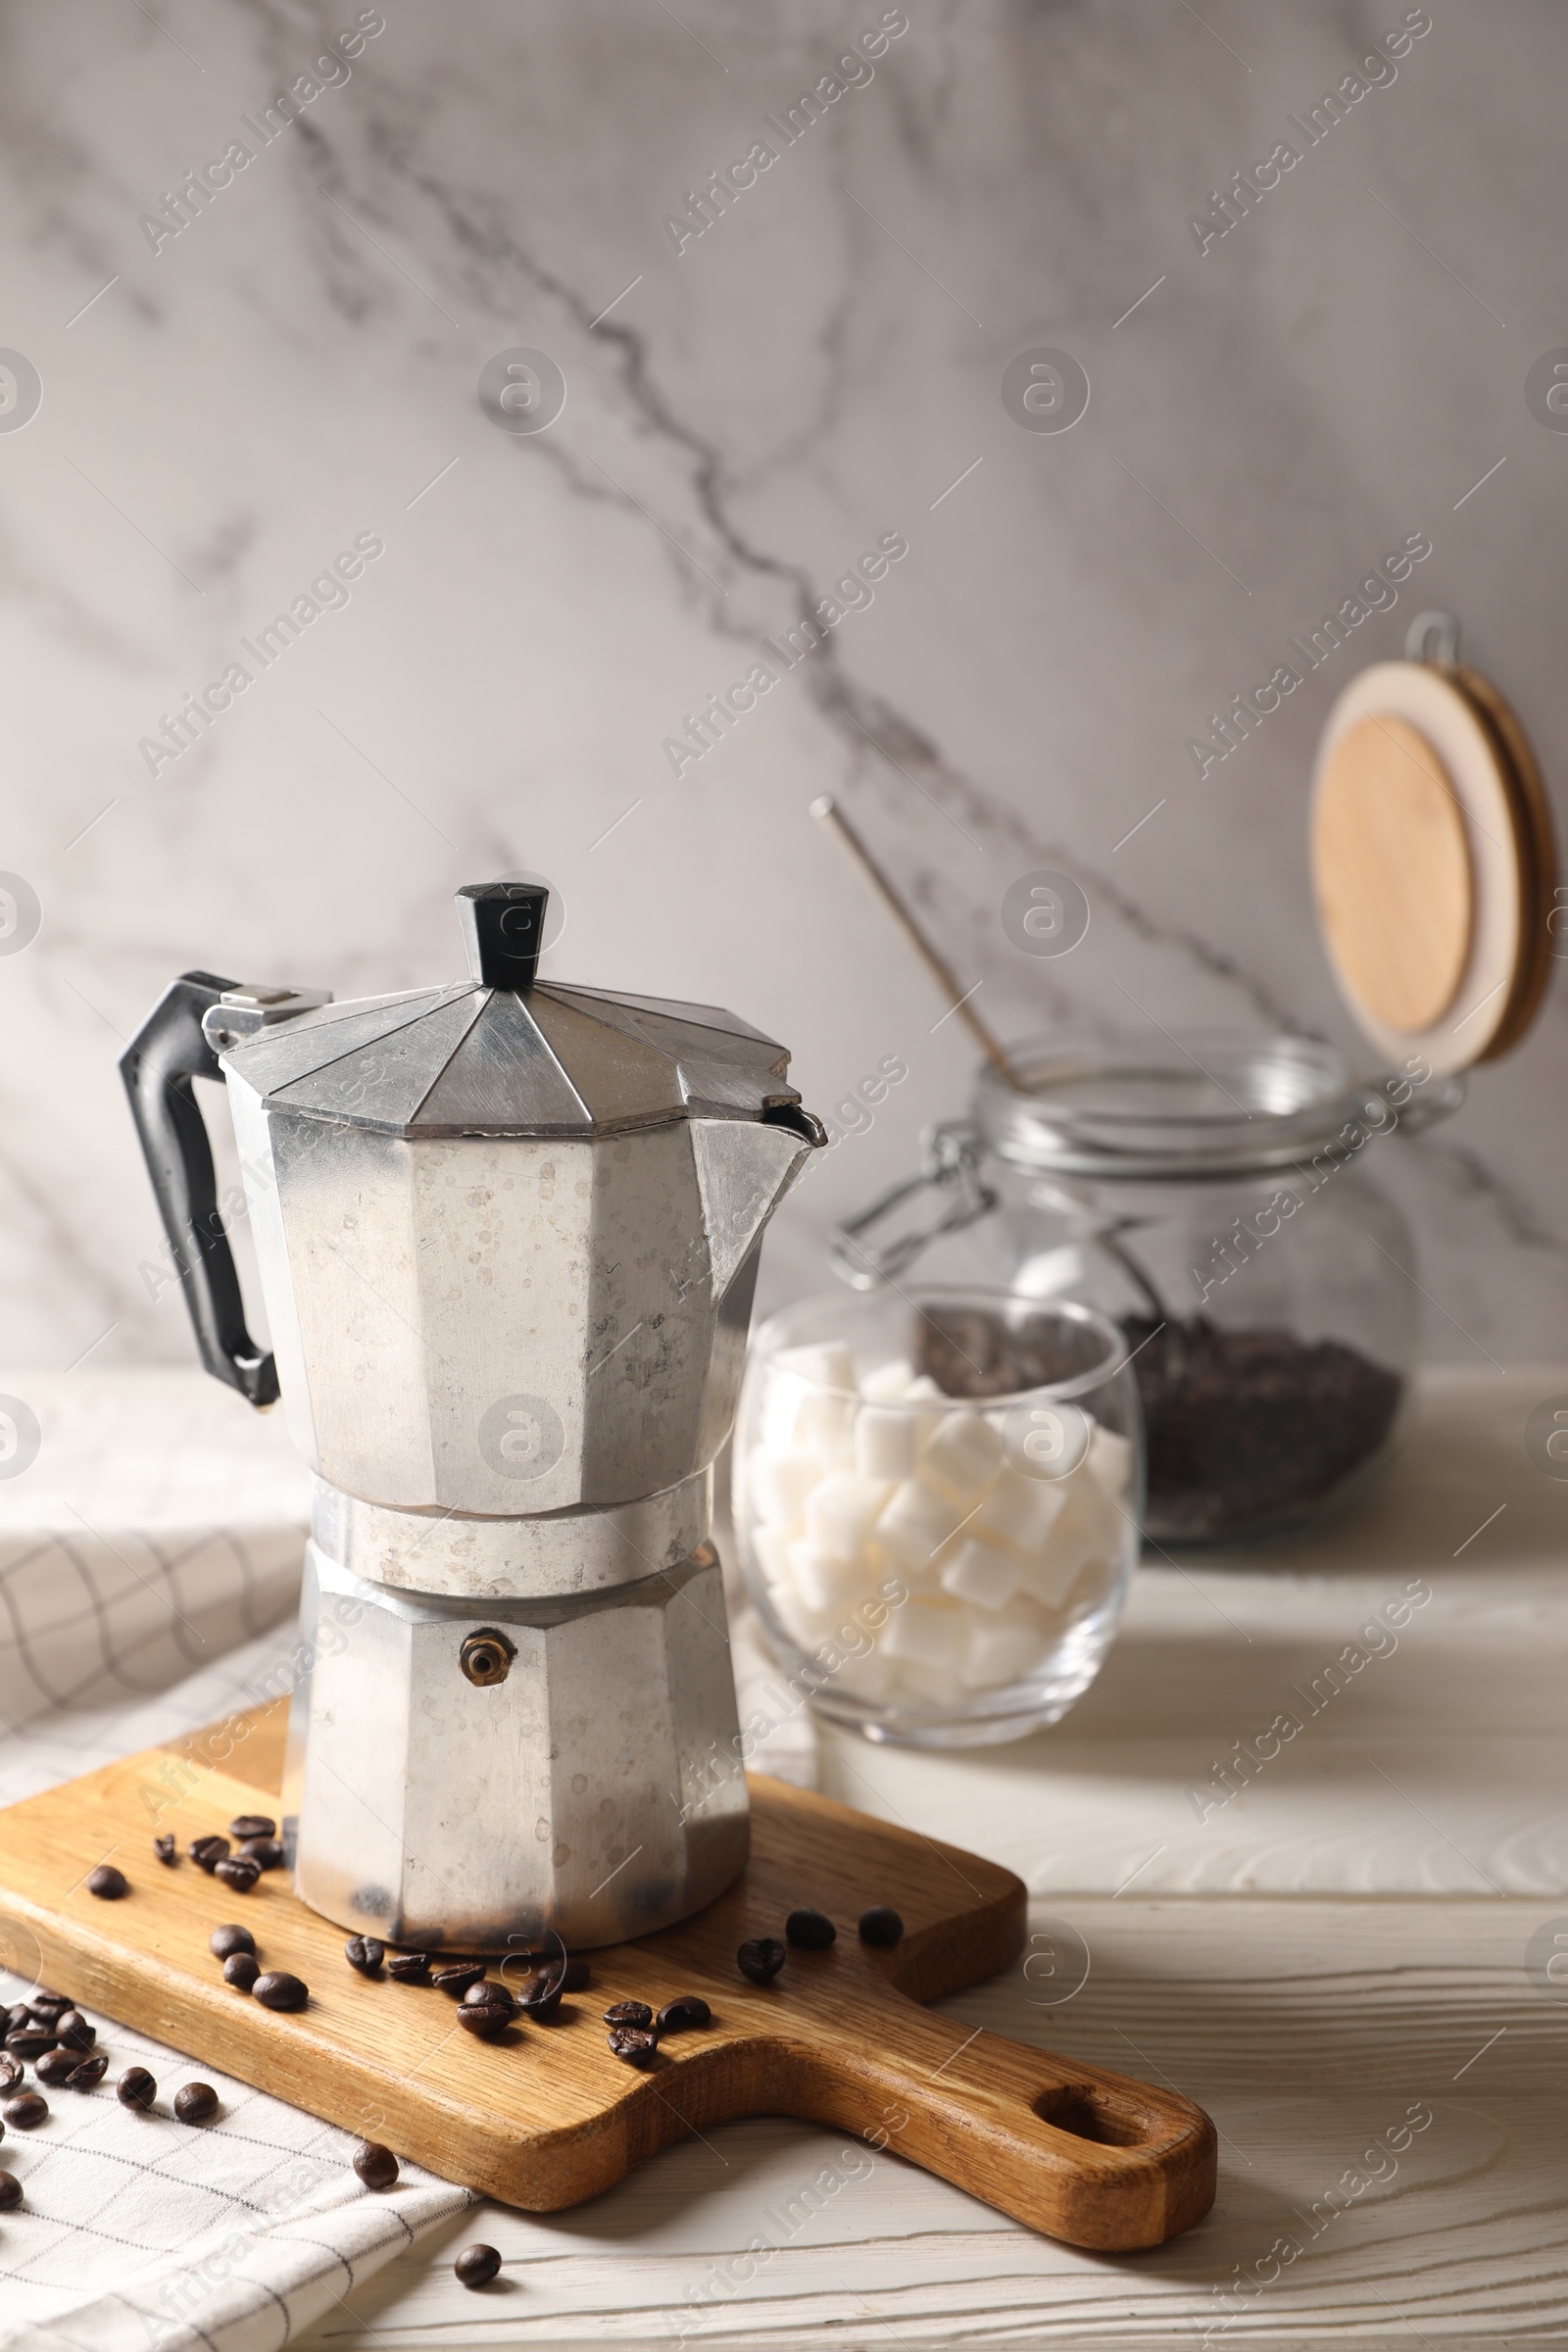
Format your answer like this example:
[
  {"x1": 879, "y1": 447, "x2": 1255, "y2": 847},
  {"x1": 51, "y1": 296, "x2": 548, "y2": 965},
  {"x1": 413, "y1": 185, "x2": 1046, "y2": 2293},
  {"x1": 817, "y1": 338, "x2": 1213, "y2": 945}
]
[{"x1": 780, "y1": 2001, "x2": 1216, "y2": 2250}]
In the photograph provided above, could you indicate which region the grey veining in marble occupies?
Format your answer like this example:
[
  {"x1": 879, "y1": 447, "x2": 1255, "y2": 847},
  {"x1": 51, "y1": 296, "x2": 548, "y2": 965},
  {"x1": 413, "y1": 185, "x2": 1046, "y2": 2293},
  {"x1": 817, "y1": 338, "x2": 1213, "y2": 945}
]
[{"x1": 1, "y1": 0, "x2": 1565, "y2": 1404}]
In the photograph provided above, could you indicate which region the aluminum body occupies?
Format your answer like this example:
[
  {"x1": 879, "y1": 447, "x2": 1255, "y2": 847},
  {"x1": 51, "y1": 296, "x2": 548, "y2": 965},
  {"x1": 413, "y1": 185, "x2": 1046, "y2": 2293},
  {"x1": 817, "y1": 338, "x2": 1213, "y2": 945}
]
[{"x1": 212, "y1": 951, "x2": 817, "y2": 1948}]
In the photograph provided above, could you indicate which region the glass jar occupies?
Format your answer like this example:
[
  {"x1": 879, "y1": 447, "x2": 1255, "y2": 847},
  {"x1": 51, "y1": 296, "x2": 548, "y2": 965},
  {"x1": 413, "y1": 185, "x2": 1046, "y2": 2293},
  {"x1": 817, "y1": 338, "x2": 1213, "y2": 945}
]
[
  {"x1": 733, "y1": 1286, "x2": 1143, "y2": 1748},
  {"x1": 832, "y1": 1033, "x2": 1463, "y2": 1549}
]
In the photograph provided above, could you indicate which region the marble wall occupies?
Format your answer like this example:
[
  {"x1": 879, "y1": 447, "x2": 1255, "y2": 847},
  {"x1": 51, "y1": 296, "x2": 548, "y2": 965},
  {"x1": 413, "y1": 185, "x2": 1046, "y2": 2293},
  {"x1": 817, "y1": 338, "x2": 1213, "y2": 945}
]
[{"x1": 2, "y1": 0, "x2": 1566, "y2": 1385}]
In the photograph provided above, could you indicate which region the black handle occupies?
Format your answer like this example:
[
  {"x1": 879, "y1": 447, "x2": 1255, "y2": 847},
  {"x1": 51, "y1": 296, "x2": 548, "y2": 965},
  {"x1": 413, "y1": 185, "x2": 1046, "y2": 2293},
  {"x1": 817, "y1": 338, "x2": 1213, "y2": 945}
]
[
  {"x1": 456, "y1": 881, "x2": 547, "y2": 989},
  {"x1": 120, "y1": 972, "x2": 278, "y2": 1407}
]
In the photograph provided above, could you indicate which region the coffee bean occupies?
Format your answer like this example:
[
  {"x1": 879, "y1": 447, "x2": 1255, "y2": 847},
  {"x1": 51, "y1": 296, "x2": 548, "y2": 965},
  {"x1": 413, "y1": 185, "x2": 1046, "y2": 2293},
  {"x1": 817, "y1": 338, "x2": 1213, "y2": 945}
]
[
  {"x1": 174, "y1": 2082, "x2": 220, "y2": 2124},
  {"x1": 189, "y1": 1836, "x2": 229, "y2": 1873},
  {"x1": 858, "y1": 1906, "x2": 904, "y2": 1948},
  {"x1": 86, "y1": 1864, "x2": 128, "y2": 1900},
  {"x1": 214, "y1": 1854, "x2": 262, "y2": 1893},
  {"x1": 4, "y1": 2003, "x2": 29, "y2": 2033},
  {"x1": 345, "y1": 1936, "x2": 384, "y2": 1976},
  {"x1": 228, "y1": 1814, "x2": 275, "y2": 1841},
  {"x1": 0, "y1": 2055, "x2": 22, "y2": 2094},
  {"x1": 67, "y1": 2052, "x2": 108, "y2": 2089},
  {"x1": 430, "y1": 1962, "x2": 487, "y2": 1997},
  {"x1": 210, "y1": 1924, "x2": 256, "y2": 1961},
  {"x1": 28, "y1": 1992, "x2": 71, "y2": 2020},
  {"x1": 0, "y1": 2171, "x2": 20, "y2": 2209},
  {"x1": 513, "y1": 1969, "x2": 564, "y2": 2021},
  {"x1": 55, "y1": 2010, "x2": 94, "y2": 2052},
  {"x1": 455, "y1": 2242, "x2": 502, "y2": 2288},
  {"x1": 386, "y1": 1951, "x2": 431, "y2": 1983},
  {"x1": 6, "y1": 2031, "x2": 56, "y2": 2062},
  {"x1": 154, "y1": 1834, "x2": 177, "y2": 1866},
  {"x1": 223, "y1": 1952, "x2": 261, "y2": 1991},
  {"x1": 458, "y1": 1992, "x2": 514, "y2": 2040},
  {"x1": 736, "y1": 1937, "x2": 786, "y2": 1985},
  {"x1": 353, "y1": 2140, "x2": 399, "y2": 2190},
  {"x1": 607, "y1": 2025, "x2": 659, "y2": 2067},
  {"x1": 118, "y1": 2068, "x2": 157, "y2": 2111},
  {"x1": 35, "y1": 2049, "x2": 79, "y2": 2087},
  {"x1": 657, "y1": 1995, "x2": 712, "y2": 2034},
  {"x1": 242, "y1": 1838, "x2": 285, "y2": 1871},
  {"x1": 603, "y1": 2001, "x2": 654, "y2": 2029},
  {"x1": 253, "y1": 1972, "x2": 309, "y2": 2012},
  {"x1": 786, "y1": 1908, "x2": 836, "y2": 1950},
  {"x1": 3, "y1": 2091, "x2": 47, "y2": 2129}
]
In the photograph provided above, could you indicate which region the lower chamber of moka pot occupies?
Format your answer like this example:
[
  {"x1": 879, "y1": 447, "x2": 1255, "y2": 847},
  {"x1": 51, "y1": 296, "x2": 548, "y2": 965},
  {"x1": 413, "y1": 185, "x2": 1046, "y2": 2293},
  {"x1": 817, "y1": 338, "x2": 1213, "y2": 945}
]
[{"x1": 279, "y1": 1541, "x2": 750, "y2": 1953}]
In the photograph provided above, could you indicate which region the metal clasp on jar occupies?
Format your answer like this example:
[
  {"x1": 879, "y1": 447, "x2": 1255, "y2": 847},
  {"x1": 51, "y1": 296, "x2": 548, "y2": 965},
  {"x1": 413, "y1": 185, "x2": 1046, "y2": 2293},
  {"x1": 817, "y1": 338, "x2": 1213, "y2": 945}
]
[{"x1": 828, "y1": 1122, "x2": 997, "y2": 1289}]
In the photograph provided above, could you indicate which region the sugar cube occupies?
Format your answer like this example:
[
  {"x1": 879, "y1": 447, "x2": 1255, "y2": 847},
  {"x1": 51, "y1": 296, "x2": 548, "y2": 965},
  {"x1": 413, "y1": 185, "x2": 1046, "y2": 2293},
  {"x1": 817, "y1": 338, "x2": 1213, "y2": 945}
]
[
  {"x1": 855, "y1": 1403, "x2": 918, "y2": 1482},
  {"x1": 1087, "y1": 1420, "x2": 1133, "y2": 1496},
  {"x1": 873, "y1": 1479, "x2": 970, "y2": 1578},
  {"x1": 974, "y1": 1463, "x2": 1068, "y2": 1552},
  {"x1": 920, "y1": 1411, "x2": 1004, "y2": 1503},
  {"x1": 939, "y1": 1538, "x2": 1023, "y2": 1611},
  {"x1": 861, "y1": 1357, "x2": 915, "y2": 1400},
  {"x1": 785, "y1": 1538, "x2": 863, "y2": 1615},
  {"x1": 745, "y1": 1446, "x2": 820, "y2": 1528},
  {"x1": 879, "y1": 1594, "x2": 960, "y2": 1669},
  {"x1": 960, "y1": 1603, "x2": 1052, "y2": 1690},
  {"x1": 804, "y1": 1471, "x2": 891, "y2": 1564}
]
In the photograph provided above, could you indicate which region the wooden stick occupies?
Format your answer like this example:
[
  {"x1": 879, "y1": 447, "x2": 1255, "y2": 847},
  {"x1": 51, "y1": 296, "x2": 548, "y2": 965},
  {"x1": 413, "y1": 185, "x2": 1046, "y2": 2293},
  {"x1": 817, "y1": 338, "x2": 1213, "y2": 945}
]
[{"x1": 809, "y1": 795, "x2": 1025, "y2": 1087}]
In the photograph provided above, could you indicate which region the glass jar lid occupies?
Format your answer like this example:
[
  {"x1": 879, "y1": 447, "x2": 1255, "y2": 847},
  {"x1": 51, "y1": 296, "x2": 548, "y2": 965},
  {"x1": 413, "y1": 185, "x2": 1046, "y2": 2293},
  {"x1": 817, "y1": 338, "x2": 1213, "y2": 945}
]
[{"x1": 973, "y1": 1031, "x2": 1463, "y2": 1181}]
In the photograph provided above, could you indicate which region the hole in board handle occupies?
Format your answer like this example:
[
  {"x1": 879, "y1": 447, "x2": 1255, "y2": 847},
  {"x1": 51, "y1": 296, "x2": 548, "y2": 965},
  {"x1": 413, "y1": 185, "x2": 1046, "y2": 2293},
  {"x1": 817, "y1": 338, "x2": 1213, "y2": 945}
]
[{"x1": 1033, "y1": 2083, "x2": 1152, "y2": 2147}]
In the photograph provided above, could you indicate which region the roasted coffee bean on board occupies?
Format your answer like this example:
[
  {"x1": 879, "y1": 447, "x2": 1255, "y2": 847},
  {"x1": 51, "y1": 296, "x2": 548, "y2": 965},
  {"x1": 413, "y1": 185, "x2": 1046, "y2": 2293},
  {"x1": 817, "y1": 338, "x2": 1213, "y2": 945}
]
[
  {"x1": 656, "y1": 1994, "x2": 712, "y2": 2034},
  {"x1": 430, "y1": 1961, "x2": 487, "y2": 1997},
  {"x1": 86, "y1": 1864, "x2": 128, "y2": 1899},
  {"x1": 223, "y1": 1952, "x2": 261, "y2": 1991},
  {"x1": 736, "y1": 1937, "x2": 786, "y2": 1984},
  {"x1": 604, "y1": 2001, "x2": 654, "y2": 2029},
  {"x1": 55, "y1": 2010, "x2": 94, "y2": 2051},
  {"x1": 353, "y1": 2140, "x2": 399, "y2": 2190},
  {"x1": 386, "y1": 1951, "x2": 431, "y2": 1983},
  {"x1": 228, "y1": 1815, "x2": 275, "y2": 1841},
  {"x1": 242, "y1": 1838, "x2": 285, "y2": 1870},
  {"x1": 214, "y1": 1854, "x2": 262, "y2": 1893},
  {"x1": 174, "y1": 2082, "x2": 220, "y2": 2124},
  {"x1": 118, "y1": 2068, "x2": 157, "y2": 2111},
  {"x1": 858, "y1": 1906, "x2": 904, "y2": 1947},
  {"x1": 67, "y1": 2053, "x2": 109, "y2": 2088},
  {"x1": 4, "y1": 2091, "x2": 48, "y2": 2129},
  {"x1": 607, "y1": 2025, "x2": 660, "y2": 2067},
  {"x1": 29, "y1": 1991, "x2": 71, "y2": 2016},
  {"x1": 345, "y1": 1936, "x2": 384, "y2": 1976},
  {"x1": 210, "y1": 1924, "x2": 256, "y2": 1961},
  {"x1": 458, "y1": 1989, "x2": 514, "y2": 2039},
  {"x1": 6, "y1": 2030, "x2": 56, "y2": 2062},
  {"x1": 35, "y1": 2050, "x2": 79, "y2": 2088},
  {"x1": 189, "y1": 1836, "x2": 229, "y2": 1873},
  {"x1": 786, "y1": 1908, "x2": 836, "y2": 1949},
  {"x1": 455, "y1": 2243, "x2": 502, "y2": 2287},
  {"x1": 0, "y1": 2171, "x2": 20, "y2": 2209},
  {"x1": 253, "y1": 1972, "x2": 309, "y2": 2012},
  {"x1": 154, "y1": 1833, "x2": 178, "y2": 1866}
]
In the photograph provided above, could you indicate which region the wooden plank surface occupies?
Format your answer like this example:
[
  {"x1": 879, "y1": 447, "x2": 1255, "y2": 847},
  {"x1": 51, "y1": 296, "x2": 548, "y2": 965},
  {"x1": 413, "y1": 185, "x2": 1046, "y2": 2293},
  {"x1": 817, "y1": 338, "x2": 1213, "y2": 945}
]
[
  {"x1": 0, "y1": 1708, "x2": 1214, "y2": 2251},
  {"x1": 294, "y1": 1893, "x2": 1568, "y2": 2346}
]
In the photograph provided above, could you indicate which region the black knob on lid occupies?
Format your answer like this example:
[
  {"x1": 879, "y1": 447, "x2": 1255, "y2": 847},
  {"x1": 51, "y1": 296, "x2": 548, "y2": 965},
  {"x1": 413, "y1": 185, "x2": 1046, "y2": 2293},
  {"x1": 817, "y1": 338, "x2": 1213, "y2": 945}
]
[{"x1": 456, "y1": 882, "x2": 548, "y2": 990}]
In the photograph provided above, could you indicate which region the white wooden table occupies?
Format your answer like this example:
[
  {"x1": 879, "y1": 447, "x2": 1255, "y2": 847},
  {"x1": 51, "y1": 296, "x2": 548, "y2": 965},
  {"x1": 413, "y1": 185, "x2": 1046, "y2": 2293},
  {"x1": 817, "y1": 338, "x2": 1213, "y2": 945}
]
[{"x1": 297, "y1": 1369, "x2": 1568, "y2": 2346}]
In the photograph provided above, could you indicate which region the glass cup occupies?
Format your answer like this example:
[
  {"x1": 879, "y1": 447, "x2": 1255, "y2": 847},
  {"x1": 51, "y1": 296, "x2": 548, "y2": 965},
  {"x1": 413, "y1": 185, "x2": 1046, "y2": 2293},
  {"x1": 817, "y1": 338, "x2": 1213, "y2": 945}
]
[{"x1": 733, "y1": 1286, "x2": 1144, "y2": 1747}]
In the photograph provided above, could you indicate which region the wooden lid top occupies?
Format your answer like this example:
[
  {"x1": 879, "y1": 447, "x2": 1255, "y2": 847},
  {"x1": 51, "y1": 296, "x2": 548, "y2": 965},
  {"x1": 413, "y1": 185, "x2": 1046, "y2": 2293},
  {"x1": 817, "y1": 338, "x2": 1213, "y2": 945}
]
[{"x1": 1309, "y1": 635, "x2": 1554, "y2": 1075}]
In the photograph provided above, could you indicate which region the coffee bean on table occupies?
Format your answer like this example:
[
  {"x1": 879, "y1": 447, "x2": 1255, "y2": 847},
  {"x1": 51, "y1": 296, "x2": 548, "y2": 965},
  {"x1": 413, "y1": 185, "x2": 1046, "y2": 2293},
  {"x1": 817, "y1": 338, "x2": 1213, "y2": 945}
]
[
  {"x1": 345, "y1": 1936, "x2": 384, "y2": 1976},
  {"x1": 458, "y1": 1987, "x2": 514, "y2": 2039},
  {"x1": 223, "y1": 1952, "x2": 261, "y2": 1991},
  {"x1": 386, "y1": 1951, "x2": 431, "y2": 1983},
  {"x1": 4, "y1": 2002, "x2": 29, "y2": 2032},
  {"x1": 513, "y1": 1969, "x2": 564, "y2": 2021},
  {"x1": 455, "y1": 2243, "x2": 502, "y2": 2288},
  {"x1": 736, "y1": 1937, "x2": 786, "y2": 1984},
  {"x1": 657, "y1": 1995, "x2": 712, "y2": 2034},
  {"x1": 786, "y1": 1908, "x2": 836, "y2": 1950},
  {"x1": 55, "y1": 2011, "x2": 94, "y2": 2051},
  {"x1": 858, "y1": 1906, "x2": 904, "y2": 1948},
  {"x1": 67, "y1": 2053, "x2": 109, "y2": 2089},
  {"x1": 210, "y1": 1924, "x2": 256, "y2": 1961},
  {"x1": 242, "y1": 1838, "x2": 285, "y2": 1871},
  {"x1": 430, "y1": 1962, "x2": 487, "y2": 1997},
  {"x1": 353, "y1": 2140, "x2": 399, "y2": 2190},
  {"x1": 0, "y1": 2171, "x2": 20, "y2": 2209},
  {"x1": 154, "y1": 1833, "x2": 178, "y2": 1866},
  {"x1": 214, "y1": 1854, "x2": 262, "y2": 1893},
  {"x1": 28, "y1": 1992, "x2": 71, "y2": 2020},
  {"x1": 607, "y1": 2025, "x2": 659, "y2": 2067},
  {"x1": 228, "y1": 1815, "x2": 275, "y2": 1841},
  {"x1": 603, "y1": 2001, "x2": 653, "y2": 2029},
  {"x1": 0, "y1": 2055, "x2": 23, "y2": 2094},
  {"x1": 174, "y1": 2082, "x2": 220, "y2": 2124},
  {"x1": 189, "y1": 1836, "x2": 229, "y2": 1873},
  {"x1": 6, "y1": 2031, "x2": 56, "y2": 2062},
  {"x1": 117, "y1": 2069, "x2": 157, "y2": 2111},
  {"x1": 253, "y1": 1972, "x2": 309, "y2": 2012},
  {"x1": 4, "y1": 2091, "x2": 48, "y2": 2129},
  {"x1": 86, "y1": 1865, "x2": 128, "y2": 1900},
  {"x1": 35, "y1": 2049, "x2": 78, "y2": 2088}
]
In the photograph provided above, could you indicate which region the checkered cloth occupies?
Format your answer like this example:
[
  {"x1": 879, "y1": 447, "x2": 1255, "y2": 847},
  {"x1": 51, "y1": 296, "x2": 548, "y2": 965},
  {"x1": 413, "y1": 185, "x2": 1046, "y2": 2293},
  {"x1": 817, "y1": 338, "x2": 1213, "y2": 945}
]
[{"x1": 0, "y1": 1371, "x2": 812, "y2": 2347}]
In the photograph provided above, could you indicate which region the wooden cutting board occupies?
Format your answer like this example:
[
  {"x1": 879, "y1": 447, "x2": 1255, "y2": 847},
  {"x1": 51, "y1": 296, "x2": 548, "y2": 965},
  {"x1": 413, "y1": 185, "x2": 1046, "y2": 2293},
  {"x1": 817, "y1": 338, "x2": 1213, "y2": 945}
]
[{"x1": 0, "y1": 1702, "x2": 1215, "y2": 2251}]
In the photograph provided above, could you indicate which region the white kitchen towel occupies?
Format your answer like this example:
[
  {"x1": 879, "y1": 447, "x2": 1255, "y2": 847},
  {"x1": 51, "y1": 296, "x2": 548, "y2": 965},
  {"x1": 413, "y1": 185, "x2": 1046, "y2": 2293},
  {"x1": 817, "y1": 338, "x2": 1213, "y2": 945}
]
[{"x1": 0, "y1": 1370, "x2": 817, "y2": 2346}]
